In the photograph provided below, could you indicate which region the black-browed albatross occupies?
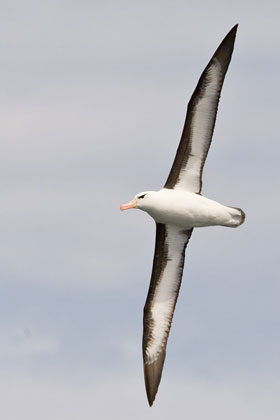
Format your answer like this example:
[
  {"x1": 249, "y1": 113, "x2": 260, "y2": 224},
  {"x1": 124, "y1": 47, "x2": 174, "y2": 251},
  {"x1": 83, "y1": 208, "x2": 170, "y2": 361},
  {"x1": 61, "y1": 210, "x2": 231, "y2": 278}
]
[{"x1": 120, "y1": 24, "x2": 245, "y2": 406}]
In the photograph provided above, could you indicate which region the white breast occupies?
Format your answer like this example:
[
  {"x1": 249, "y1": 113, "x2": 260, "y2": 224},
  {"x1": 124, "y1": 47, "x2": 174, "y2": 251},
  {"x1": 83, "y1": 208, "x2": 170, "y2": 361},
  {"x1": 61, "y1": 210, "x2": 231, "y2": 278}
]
[{"x1": 144, "y1": 189, "x2": 235, "y2": 228}]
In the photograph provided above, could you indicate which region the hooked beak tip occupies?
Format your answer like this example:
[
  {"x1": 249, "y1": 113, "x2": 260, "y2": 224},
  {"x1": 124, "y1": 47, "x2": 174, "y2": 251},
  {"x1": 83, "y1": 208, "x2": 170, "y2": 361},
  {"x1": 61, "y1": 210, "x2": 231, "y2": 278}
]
[{"x1": 120, "y1": 199, "x2": 137, "y2": 211}]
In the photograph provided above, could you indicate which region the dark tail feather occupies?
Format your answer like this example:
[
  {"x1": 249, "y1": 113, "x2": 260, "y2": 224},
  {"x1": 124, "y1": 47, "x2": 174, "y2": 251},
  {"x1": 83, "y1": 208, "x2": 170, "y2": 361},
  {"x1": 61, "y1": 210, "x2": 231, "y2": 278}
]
[{"x1": 230, "y1": 207, "x2": 246, "y2": 227}]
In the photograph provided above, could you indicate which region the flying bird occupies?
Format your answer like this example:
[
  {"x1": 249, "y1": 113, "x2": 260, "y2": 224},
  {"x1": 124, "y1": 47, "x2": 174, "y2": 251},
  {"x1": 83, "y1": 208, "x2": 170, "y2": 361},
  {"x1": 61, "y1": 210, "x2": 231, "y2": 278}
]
[{"x1": 120, "y1": 24, "x2": 244, "y2": 406}]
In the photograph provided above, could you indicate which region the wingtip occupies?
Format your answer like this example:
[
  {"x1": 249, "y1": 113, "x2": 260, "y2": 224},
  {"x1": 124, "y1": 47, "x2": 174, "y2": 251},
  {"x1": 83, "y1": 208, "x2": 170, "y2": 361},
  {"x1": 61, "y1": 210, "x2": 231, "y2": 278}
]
[
  {"x1": 210, "y1": 23, "x2": 238, "y2": 71},
  {"x1": 144, "y1": 350, "x2": 166, "y2": 407},
  {"x1": 144, "y1": 362, "x2": 160, "y2": 407},
  {"x1": 225, "y1": 24, "x2": 238, "y2": 40},
  {"x1": 227, "y1": 24, "x2": 238, "y2": 36},
  {"x1": 147, "y1": 393, "x2": 155, "y2": 407}
]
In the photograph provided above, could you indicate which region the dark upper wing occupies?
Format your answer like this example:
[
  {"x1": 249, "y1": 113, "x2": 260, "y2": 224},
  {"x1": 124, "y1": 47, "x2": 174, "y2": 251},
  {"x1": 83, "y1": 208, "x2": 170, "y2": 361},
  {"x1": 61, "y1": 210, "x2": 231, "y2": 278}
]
[
  {"x1": 143, "y1": 223, "x2": 193, "y2": 406},
  {"x1": 164, "y1": 25, "x2": 238, "y2": 193}
]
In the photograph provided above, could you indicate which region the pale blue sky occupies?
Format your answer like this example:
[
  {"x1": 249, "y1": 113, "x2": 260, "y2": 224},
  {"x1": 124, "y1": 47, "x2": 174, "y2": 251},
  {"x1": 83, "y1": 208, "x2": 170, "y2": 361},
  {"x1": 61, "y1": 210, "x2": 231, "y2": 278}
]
[{"x1": 1, "y1": 1, "x2": 279, "y2": 418}]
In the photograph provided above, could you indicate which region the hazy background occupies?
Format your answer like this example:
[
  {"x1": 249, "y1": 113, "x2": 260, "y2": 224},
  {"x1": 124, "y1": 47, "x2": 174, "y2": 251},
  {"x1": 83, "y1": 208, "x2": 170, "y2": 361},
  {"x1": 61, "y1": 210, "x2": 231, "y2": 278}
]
[{"x1": 0, "y1": 1, "x2": 279, "y2": 418}]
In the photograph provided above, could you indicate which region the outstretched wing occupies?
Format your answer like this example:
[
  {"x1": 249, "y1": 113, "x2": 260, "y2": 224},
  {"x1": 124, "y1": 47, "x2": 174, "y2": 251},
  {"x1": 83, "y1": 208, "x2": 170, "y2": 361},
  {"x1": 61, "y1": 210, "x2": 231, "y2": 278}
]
[
  {"x1": 164, "y1": 24, "x2": 238, "y2": 193},
  {"x1": 143, "y1": 223, "x2": 193, "y2": 406}
]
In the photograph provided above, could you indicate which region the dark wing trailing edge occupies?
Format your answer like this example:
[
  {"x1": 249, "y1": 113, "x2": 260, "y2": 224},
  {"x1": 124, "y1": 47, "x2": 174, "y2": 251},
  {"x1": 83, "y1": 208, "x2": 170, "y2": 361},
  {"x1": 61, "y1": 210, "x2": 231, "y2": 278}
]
[
  {"x1": 164, "y1": 24, "x2": 238, "y2": 193},
  {"x1": 143, "y1": 223, "x2": 193, "y2": 406}
]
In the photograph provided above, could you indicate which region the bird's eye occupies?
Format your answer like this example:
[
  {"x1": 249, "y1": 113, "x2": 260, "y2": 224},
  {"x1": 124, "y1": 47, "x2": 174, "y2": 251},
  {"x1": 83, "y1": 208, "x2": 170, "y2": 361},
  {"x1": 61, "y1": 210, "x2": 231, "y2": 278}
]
[{"x1": 138, "y1": 194, "x2": 146, "y2": 199}]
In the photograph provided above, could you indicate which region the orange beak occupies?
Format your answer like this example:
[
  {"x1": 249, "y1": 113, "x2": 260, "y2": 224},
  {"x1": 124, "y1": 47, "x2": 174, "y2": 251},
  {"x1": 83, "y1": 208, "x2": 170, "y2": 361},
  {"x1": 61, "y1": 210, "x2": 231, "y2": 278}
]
[{"x1": 120, "y1": 198, "x2": 137, "y2": 211}]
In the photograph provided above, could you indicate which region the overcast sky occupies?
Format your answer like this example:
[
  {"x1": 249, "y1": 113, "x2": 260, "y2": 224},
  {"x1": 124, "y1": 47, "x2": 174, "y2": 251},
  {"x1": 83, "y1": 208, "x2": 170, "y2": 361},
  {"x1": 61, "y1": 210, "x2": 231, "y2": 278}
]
[{"x1": 1, "y1": 1, "x2": 280, "y2": 419}]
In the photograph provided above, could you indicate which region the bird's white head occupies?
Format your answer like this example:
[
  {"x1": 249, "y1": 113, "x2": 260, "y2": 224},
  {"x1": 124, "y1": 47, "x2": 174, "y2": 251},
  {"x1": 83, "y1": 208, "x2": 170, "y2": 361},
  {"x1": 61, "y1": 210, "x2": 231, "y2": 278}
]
[{"x1": 120, "y1": 191, "x2": 154, "y2": 211}]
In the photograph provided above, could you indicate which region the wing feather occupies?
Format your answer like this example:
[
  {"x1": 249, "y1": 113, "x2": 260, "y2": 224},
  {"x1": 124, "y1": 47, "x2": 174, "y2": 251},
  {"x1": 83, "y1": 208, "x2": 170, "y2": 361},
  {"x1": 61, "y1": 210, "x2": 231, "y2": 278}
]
[
  {"x1": 143, "y1": 223, "x2": 193, "y2": 406},
  {"x1": 164, "y1": 24, "x2": 238, "y2": 193}
]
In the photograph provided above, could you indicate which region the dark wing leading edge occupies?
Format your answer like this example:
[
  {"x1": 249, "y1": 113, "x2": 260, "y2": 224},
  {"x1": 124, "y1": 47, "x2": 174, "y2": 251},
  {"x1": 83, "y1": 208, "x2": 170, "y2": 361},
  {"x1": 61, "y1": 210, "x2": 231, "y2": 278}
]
[
  {"x1": 164, "y1": 24, "x2": 238, "y2": 194},
  {"x1": 143, "y1": 223, "x2": 193, "y2": 406}
]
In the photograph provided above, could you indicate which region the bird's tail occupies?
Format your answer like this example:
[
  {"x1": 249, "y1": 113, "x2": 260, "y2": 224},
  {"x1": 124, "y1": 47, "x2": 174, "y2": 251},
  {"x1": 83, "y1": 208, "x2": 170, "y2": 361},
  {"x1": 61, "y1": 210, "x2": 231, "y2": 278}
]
[{"x1": 227, "y1": 206, "x2": 246, "y2": 227}]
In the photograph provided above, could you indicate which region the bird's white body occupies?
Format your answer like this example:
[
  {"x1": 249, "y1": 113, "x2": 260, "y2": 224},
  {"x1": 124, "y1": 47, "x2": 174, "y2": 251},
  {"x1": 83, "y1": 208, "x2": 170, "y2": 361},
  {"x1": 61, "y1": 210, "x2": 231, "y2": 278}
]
[{"x1": 137, "y1": 189, "x2": 243, "y2": 228}]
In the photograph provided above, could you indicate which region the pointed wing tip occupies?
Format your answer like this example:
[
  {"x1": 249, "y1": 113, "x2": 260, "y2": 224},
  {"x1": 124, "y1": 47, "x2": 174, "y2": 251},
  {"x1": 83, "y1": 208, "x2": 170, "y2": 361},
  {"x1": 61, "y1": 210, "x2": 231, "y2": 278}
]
[
  {"x1": 147, "y1": 394, "x2": 155, "y2": 407},
  {"x1": 223, "y1": 24, "x2": 238, "y2": 48},
  {"x1": 223, "y1": 24, "x2": 238, "y2": 45},
  {"x1": 144, "y1": 362, "x2": 160, "y2": 407},
  {"x1": 211, "y1": 24, "x2": 238, "y2": 71},
  {"x1": 230, "y1": 24, "x2": 238, "y2": 37},
  {"x1": 144, "y1": 350, "x2": 166, "y2": 407},
  {"x1": 226, "y1": 24, "x2": 238, "y2": 38}
]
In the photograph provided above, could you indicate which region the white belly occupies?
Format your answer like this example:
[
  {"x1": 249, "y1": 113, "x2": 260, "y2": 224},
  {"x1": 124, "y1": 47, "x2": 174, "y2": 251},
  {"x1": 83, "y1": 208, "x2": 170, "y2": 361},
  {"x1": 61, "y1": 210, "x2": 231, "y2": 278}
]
[{"x1": 144, "y1": 189, "x2": 240, "y2": 228}]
